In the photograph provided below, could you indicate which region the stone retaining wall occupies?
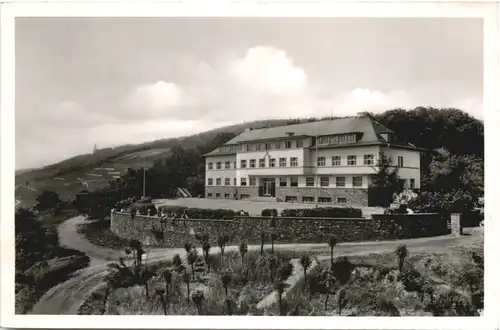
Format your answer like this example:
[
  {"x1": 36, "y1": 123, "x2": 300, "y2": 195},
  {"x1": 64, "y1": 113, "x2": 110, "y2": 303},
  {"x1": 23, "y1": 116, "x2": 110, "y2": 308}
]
[{"x1": 111, "y1": 211, "x2": 449, "y2": 247}]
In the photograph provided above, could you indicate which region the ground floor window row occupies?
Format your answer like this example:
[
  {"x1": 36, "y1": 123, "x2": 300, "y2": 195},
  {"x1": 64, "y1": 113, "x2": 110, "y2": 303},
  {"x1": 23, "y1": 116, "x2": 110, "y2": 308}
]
[{"x1": 205, "y1": 191, "x2": 348, "y2": 204}]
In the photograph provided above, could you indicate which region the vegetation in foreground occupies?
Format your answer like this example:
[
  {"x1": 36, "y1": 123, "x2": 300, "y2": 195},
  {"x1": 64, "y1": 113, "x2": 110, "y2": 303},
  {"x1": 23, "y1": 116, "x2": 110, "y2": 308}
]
[{"x1": 15, "y1": 208, "x2": 90, "y2": 314}]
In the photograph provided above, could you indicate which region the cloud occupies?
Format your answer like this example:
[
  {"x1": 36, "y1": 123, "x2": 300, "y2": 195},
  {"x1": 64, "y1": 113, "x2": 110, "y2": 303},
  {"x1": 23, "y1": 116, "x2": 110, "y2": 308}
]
[
  {"x1": 122, "y1": 81, "x2": 186, "y2": 119},
  {"x1": 450, "y1": 97, "x2": 483, "y2": 119},
  {"x1": 228, "y1": 46, "x2": 308, "y2": 94}
]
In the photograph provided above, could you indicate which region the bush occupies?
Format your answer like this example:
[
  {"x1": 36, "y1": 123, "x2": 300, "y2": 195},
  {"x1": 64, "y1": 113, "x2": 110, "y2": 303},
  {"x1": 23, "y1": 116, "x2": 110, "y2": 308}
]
[
  {"x1": 157, "y1": 206, "x2": 239, "y2": 220},
  {"x1": 261, "y1": 209, "x2": 278, "y2": 217},
  {"x1": 426, "y1": 290, "x2": 478, "y2": 316},
  {"x1": 280, "y1": 207, "x2": 362, "y2": 218},
  {"x1": 397, "y1": 266, "x2": 425, "y2": 293},
  {"x1": 132, "y1": 202, "x2": 157, "y2": 216}
]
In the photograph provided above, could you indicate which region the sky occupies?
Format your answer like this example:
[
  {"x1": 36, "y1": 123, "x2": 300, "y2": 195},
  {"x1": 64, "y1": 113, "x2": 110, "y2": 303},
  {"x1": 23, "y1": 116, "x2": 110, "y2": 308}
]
[{"x1": 15, "y1": 18, "x2": 483, "y2": 170}]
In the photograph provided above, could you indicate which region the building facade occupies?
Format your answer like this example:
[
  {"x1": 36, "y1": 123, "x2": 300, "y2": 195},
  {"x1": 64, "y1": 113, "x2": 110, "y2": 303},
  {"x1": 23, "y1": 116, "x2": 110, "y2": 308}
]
[{"x1": 204, "y1": 114, "x2": 424, "y2": 206}]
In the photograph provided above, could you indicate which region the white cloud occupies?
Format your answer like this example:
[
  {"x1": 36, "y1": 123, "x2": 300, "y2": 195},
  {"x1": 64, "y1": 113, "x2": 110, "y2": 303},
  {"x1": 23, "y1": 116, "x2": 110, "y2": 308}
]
[
  {"x1": 123, "y1": 81, "x2": 186, "y2": 117},
  {"x1": 450, "y1": 97, "x2": 483, "y2": 119},
  {"x1": 228, "y1": 46, "x2": 308, "y2": 94}
]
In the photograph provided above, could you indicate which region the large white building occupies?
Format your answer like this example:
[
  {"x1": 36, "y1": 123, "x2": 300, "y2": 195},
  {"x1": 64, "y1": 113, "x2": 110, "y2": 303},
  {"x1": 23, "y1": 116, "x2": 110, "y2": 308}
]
[{"x1": 204, "y1": 113, "x2": 424, "y2": 206}]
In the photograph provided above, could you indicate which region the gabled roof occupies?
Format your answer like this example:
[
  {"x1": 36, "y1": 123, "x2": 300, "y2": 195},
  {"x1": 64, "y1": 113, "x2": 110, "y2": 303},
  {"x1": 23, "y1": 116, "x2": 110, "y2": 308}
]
[{"x1": 224, "y1": 115, "x2": 393, "y2": 145}]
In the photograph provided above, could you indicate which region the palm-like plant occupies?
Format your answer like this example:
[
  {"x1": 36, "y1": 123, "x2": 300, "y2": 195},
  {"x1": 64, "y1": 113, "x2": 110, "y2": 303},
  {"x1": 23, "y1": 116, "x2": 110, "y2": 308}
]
[
  {"x1": 221, "y1": 272, "x2": 232, "y2": 297},
  {"x1": 396, "y1": 245, "x2": 408, "y2": 272},
  {"x1": 328, "y1": 235, "x2": 338, "y2": 268},
  {"x1": 239, "y1": 242, "x2": 248, "y2": 266},
  {"x1": 217, "y1": 235, "x2": 228, "y2": 261},
  {"x1": 163, "y1": 269, "x2": 173, "y2": 299},
  {"x1": 155, "y1": 285, "x2": 167, "y2": 315},
  {"x1": 172, "y1": 254, "x2": 184, "y2": 273},
  {"x1": 270, "y1": 232, "x2": 278, "y2": 254},
  {"x1": 269, "y1": 255, "x2": 277, "y2": 283},
  {"x1": 202, "y1": 240, "x2": 211, "y2": 272},
  {"x1": 182, "y1": 271, "x2": 191, "y2": 303},
  {"x1": 184, "y1": 242, "x2": 193, "y2": 256},
  {"x1": 324, "y1": 270, "x2": 336, "y2": 311},
  {"x1": 337, "y1": 288, "x2": 347, "y2": 316},
  {"x1": 300, "y1": 255, "x2": 312, "y2": 289},
  {"x1": 187, "y1": 249, "x2": 198, "y2": 280},
  {"x1": 260, "y1": 232, "x2": 266, "y2": 255},
  {"x1": 275, "y1": 281, "x2": 287, "y2": 315},
  {"x1": 191, "y1": 290, "x2": 205, "y2": 315}
]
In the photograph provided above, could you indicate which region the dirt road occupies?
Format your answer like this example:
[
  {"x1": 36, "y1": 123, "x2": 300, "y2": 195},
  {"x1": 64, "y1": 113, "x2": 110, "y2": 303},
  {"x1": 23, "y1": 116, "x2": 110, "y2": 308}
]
[{"x1": 31, "y1": 216, "x2": 482, "y2": 315}]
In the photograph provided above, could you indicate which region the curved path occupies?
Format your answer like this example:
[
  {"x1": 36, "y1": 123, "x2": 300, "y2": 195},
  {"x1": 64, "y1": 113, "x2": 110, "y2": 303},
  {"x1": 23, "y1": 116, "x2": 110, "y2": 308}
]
[{"x1": 32, "y1": 216, "x2": 482, "y2": 315}]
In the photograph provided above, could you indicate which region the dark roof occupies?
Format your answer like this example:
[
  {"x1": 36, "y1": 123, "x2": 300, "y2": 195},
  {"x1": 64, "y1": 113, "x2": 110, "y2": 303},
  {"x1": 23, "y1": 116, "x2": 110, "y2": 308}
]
[
  {"x1": 205, "y1": 115, "x2": 422, "y2": 156},
  {"x1": 224, "y1": 116, "x2": 393, "y2": 144}
]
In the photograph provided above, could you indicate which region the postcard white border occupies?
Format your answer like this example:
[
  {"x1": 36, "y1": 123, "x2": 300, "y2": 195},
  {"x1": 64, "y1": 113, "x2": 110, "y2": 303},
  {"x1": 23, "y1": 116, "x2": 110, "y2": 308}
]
[{"x1": 1, "y1": 0, "x2": 499, "y2": 329}]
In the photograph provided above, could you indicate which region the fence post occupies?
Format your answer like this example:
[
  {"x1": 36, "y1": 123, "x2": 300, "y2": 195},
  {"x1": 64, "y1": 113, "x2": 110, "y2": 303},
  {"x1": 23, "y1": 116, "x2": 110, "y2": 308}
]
[{"x1": 450, "y1": 213, "x2": 462, "y2": 236}]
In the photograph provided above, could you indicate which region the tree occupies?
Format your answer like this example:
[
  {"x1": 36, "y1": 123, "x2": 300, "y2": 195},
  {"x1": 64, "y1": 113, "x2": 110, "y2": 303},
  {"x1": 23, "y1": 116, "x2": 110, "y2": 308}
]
[
  {"x1": 300, "y1": 255, "x2": 312, "y2": 289},
  {"x1": 327, "y1": 235, "x2": 338, "y2": 268},
  {"x1": 269, "y1": 255, "x2": 277, "y2": 283},
  {"x1": 202, "y1": 240, "x2": 211, "y2": 272},
  {"x1": 163, "y1": 269, "x2": 173, "y2": 300},
  {"x1": 172, "y1": 254, "x2": 184, "y2": 273},
  {"x1": 239, "y1": 242, "x2": 248, "y2": 266},
  {"x1": 182, "y1": 271, "x2": 191, "y2": 303},
  {"x1": 187, "y1": 249, "x2": 198, "y2": 280},
  {"x1": 396, "y1": 245, "x2": 408, "y2": 273},
  {"x1": 221, "y1": 272, "x2": 232, "y2": 297},
  {"x1": 217, "y1": 235, "x2": 229, "y2": 261},
  {"x1": 275, "y1": 281, "x2": 287, "y2": 315},
  {"x1": 369, "y1": 151, "x2": 402, "y2": 207},
  {"x1": 337, "y1": 288, "x2": 347, "y2": 316},
  {"x1": 155, "y1": 285, "x2": 167, "y2": 315},
  {"x1": 260, "y1": 232, "x2": 266, "y2": 255},
  {"x1": 36, "y1": 190, "x2": 61, "y2": 212},
  {"x1": 191, "y1": 290, "x2": 205, "y2": 315},
  {"x1": 270, "y1": 232, "x2": 278, "y2": 254}
]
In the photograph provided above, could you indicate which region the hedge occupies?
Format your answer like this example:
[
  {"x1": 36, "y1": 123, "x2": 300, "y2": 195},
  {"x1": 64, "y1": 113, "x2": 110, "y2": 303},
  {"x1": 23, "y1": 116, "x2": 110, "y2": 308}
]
[
  {"x1": 280, "y1": 207, "x2": 362, "y2": 218},
  {"x1": 261, "y1": 208, "x2": 278, "y2": 217},
  {"x1": 157, "y1": 206, "x2": 240, "y2": 219}
]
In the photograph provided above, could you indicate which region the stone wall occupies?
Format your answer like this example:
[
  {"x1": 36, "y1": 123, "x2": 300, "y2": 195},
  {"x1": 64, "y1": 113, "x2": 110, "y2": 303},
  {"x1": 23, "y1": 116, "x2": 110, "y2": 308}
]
[{"x1": 111, "y1": 211, "x2": 449, "y2": 247}]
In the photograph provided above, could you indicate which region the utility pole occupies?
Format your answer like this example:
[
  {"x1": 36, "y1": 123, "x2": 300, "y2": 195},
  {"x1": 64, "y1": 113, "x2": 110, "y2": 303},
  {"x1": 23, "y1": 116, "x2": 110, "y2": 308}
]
[
  {"x1": 143, "y1": 156, "x2": 146, "y2": 198},
  {"x1": 315, "y1": 134, "x2": 319, "y2": 208}
]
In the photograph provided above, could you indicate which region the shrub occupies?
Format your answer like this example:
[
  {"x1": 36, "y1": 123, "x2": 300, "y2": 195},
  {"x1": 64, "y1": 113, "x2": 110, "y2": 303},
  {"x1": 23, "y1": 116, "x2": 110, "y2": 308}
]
[
  {"x1": 157, "y1": 206, "x2": 239, "y2": 220},
  {"x1": 261, "y1": 209, "x2": 278, "y2": 217},
  {"x1": 397, "y1": 266, "x2": 425, "y2": 293},
  {"x1": 426, "y1": 290, "x2": 477, "y2": 316},
  {"x1": 280, "y1": 207, "x2": 362, "y2": 218},
  {"x1": 133, "y1": 202, "x2": 157, "y2": 216}
]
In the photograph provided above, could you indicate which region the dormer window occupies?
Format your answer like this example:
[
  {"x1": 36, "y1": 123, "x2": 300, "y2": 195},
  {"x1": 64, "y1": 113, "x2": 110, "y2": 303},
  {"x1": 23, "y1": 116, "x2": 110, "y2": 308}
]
[{"x1": 380, "y1": 133, "x2": 391, "y2": 142}]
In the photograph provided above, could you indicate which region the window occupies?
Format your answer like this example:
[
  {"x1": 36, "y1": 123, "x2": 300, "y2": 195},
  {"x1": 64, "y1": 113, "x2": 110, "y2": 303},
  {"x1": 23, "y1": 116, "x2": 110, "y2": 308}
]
[
  {"x1": 290, "y1": 177, "x2": 298, "y2": 187},
  {"x1": 279, "y1": 157, "x2": 287, "y2": 167},
  {"x1": 240, "y1": 194, "x2": 250, "y2": 199},
  {"x1": 270, "y1": 158, "x2": 276, "y2": 168},
  {"x1": 347, "y1": 155, "x2": 356, "y2": 166},
  {"x1": 216, "y1": 193, "x2": 221, "y2": 198},
  {"x1": 285, "y1": 196, "x2": 298, "y2": 202},
  {"x1": 259, "y1": 158, "x2": 266, "y2": 167},
  {"x1": 317, "y1": 157, "x2": 326, "y2": 167},
  {"x1": 353, "y1": 176, "x2": 363, "y2": 187},
  {"x1": 225, "y1": 178, "x2": 230, "y2": 186},
  {"x1": 329, "y1": 136, "x2": 339, "y2": 144},
  {"x1": 207, "y1": 178, "x2": 213, "y2": 186},
  {"x1": 306, "y1": 177, "x2": 315, "y2": 187},
  {"x1": 234, "y1": 161, "x2": 237, "y2": 168},
  {"x1": 339, "y1": 135, "x2": 347, "y2": 144},
  {"x1": 207, "y1": 193, "x2": 213, "y2": 197},
  {"x1": 275, "y1": 142, "x2": 281, "y2": 149},
  {"x1": 318, "y1": 136, "x2": 329, "y2": 144},
  {"x1": 224, "y1": 193, "x2": 230, "y2": 199},
  {"x1": 216, "y1": 178, "x2": 222, "y2": 186},
  {"x1": 225, "y1": 161, "x2": 231, "y2": 169},
  {"x1": 410, "y1": 179, "x2": 415, "y2": 189},
  {"x1": 285, "y1": 140, "x2": 292, "y2": 149},
  {"x1": 240, "y1": 160, "x2": 247, "y2": 168},
  {"x1": 319, "y1": 197, "x2": 332, "y2": 203},
  {"x1": 265, "y1": 143, "x2": 271, "y2": 150},
  {"x1": 398, "y1": 156, "x2": 404, "y2": 168},
  {"x1": 332, "y1": 156, "x2": 341, "y2": 166},
  {"x1": 290, "y1": 157, "x2": 298, "y2": 167},
  {"x1": 216, "y1": 162, "x2": 222, "y2": 170},
  {"x1": 302, "y1": 196, "x2": 315, "y2": 203},
  {"x1": 208, "y1": 162, "x2": 213, "y2": 170},
  {"x1": 256, "y1": 144, "x2": 262, "y2": 151},
  {"x1": 233, "y1": 178, "x2": 237, "y2": 186},
  {"x1": 364, "y1": 154, "x2": 374, "y2": 166},
  {"x1": 337, "y1": 197, "x2": 347, "y2": 204},
  {"x1": 279, "y1": 177, "x2": 287, "y2": 187},
  {"x1": 250, "y1": 159, "x2": 256, "y2": 168},
  {"x1": 346, "y1": 134, "x2": 356, "y2": 143},
  {"x1": 250, "y1": 177, "x2": 257, "y2": 186},
  {"x1": 320, "y1": 176, "x2": 329, "y2": 187},
  {"x1": 398, "y1": 179, "x2": 406, "y2": 189},
  {"x1": 336, "y1": 177, "x2": 346, "y2": 187},
  {"x1": 296, "y1": 139, "x2": 303, "y2": 147},
  {"x1": 241, "y1": 178, "x2": 247, "y2": 186}
]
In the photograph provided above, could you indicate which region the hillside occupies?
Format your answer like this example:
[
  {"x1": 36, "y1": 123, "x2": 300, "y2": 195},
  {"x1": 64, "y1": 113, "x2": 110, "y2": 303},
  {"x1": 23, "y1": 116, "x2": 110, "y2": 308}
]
[{"x1": 15, "y1": 107, "x2": 483, "y2": 208}]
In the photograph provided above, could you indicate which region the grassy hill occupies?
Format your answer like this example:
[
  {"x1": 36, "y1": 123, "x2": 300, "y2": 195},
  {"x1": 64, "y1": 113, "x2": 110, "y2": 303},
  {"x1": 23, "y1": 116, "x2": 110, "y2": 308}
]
[{"x1": 15, "y1": 118, "x2": 297, "y2": 207}]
